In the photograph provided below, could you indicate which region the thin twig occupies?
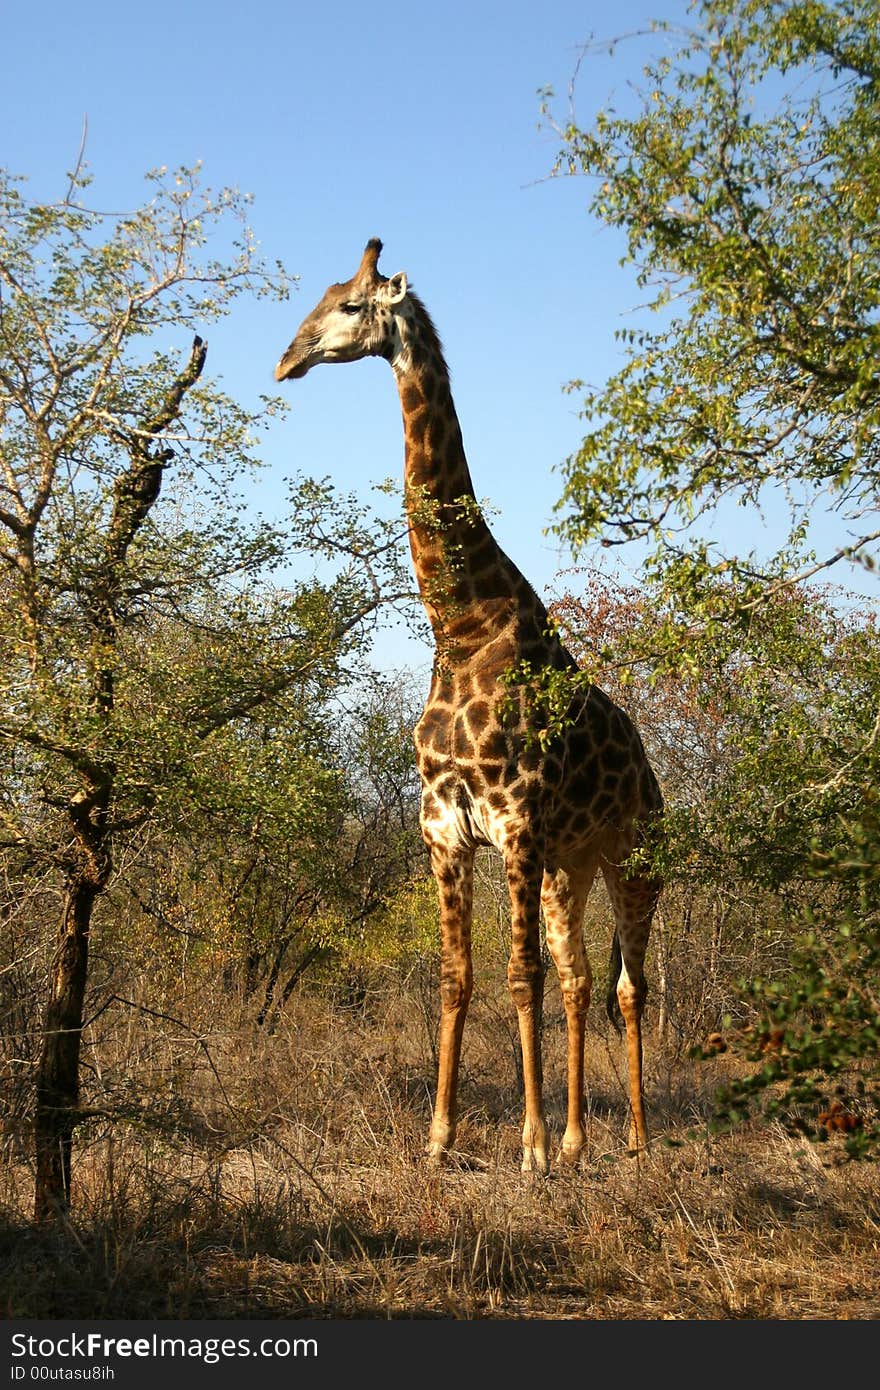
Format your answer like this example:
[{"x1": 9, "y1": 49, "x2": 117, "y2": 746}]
[{"x1": 64, "y1": 116, "x2": 89, "y2": 205}]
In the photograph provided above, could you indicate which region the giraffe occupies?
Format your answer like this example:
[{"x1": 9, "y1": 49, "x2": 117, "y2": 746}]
[{"x1": 274, "y1": 240, "x2": 663, "y2": 1172}]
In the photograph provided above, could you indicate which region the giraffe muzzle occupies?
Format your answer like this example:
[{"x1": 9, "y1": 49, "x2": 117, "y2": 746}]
[{"x1": 274, "y1": 348, "x2": 313, "y2": 382}]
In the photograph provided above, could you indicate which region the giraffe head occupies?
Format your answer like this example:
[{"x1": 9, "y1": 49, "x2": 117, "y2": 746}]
[{"x1": 274, "y1": 238, "x2": 408, "y2": 382}]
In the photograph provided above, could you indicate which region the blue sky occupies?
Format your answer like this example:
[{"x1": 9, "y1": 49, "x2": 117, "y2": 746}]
[{"x1": 3, "y1": 0, "x2": 812, "y2": 672}]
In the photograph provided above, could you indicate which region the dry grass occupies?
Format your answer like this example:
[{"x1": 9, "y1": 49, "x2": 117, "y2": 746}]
[{"x1": 2, "y1": 977, "x2": 879, "y2": 1320}]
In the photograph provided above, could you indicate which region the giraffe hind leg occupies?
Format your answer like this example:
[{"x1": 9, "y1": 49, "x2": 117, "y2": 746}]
[{"x1": 602, "y1": 860, "x2": 660, "y2": 1152}]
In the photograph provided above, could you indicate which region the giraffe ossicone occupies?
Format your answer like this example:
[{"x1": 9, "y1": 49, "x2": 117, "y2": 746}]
[{"x1": 275, "y1": 240, "x2": 663, "y2": 1170}]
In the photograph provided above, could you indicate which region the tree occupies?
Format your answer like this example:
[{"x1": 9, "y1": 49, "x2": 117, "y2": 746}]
[
  {"x1": 545, "y1": 0, "x2": 880, "y2": 1148},
  {"x1": 551, "y1": 573, "x2": 880, "y2": 1062},
  {"x1": 550, "y1": 0, "x2": 879, "y2": 603},
  {"x1": 127, "y1": 670, "x2": 426, "y2": 1027},
  {"x1": 0, "y1": 166, "x2": 411, "y2": 1217}
]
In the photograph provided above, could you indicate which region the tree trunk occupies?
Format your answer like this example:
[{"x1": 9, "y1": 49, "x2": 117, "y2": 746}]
[
  {"x1": 34, "y1": 786, "x2": 110, "y2": 1224},
  {"x1": 33, "y1": 870, "x2": 96, "y2": 1221}
]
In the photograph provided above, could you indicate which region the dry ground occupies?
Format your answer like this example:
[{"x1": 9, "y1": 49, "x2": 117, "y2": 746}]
[{"x1": 2, "y1": 979, "x2": 878, "y2": 1319}]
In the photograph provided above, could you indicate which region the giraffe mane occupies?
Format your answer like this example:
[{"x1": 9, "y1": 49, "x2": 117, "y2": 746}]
[{"x1": 404, "y1": 288, "x2": 450, "y2": 378}]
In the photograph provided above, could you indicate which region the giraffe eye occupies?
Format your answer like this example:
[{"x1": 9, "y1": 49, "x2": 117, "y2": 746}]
[{"x1": 340, "y1": 302, "x2": 362, "y2": 315}]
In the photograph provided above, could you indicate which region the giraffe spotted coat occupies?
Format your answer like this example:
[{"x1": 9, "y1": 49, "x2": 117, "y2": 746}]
[{"x1": 275, "y1": 241, "x2": 663, "y2": 1171}]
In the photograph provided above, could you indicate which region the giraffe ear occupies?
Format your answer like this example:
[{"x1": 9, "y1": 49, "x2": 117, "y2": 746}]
[{"x1": 383, "y1": 272, "x2": 407, "y2": 305}]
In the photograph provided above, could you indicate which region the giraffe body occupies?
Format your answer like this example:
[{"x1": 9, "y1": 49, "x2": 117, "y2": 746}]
[{"x1": 275, "y1": 241, "x2": 662, "y2": 1169}]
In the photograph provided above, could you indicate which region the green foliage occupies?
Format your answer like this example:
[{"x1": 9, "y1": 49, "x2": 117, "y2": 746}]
[
  {"x1": 548, "y1": 0, "x2": 879, "y2": 595},
  {"x1": 552, "y1": 572, "x2": 880, "y2": 1138},
  {"x1": 109, "y1": 672, "x2": 426, "y2": 1024},
  {"x1": 711, "y1": 803, "x2": 880, "y2": 1155},
  {"x1": 546, "y1": 0, "x2": 880, "y2": 1150},
  {"x1": 0, "y1": 164, "x2": 413, "y2": 874},
  {"x1": 327, "y1": 872, "x2": 438, "y2": 970},
  {"x1": 0, "y1": 165, "x2": 426, "y2": 1215}
]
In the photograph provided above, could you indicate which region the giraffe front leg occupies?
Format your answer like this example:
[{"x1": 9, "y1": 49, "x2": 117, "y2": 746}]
[
  {"x1": 506, "y1": 846, "x2": 548, "y2": 1175},
  {"x1": 426, "y1": 844, "x2": 474, "y2": 1165},
  {"x1": 509, "y1": 968, "x2": 548, "y2": 1175}
]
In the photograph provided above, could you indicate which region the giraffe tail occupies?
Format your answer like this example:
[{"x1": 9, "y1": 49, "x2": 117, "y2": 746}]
[{"x1": 606, "y1": 930, "x2": 623, "y2": 1035}]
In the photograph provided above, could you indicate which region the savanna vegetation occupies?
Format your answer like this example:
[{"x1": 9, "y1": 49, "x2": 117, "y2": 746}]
[{"x1": 1, "y1": 0, "x2": 879, "y2": 1320}]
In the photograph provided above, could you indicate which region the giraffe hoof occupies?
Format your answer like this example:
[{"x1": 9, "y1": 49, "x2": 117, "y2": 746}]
[
  {"x1": 560, "y1": 1125, "x2": 586, "y2": 1166},
  {"x1": 521, "y1": 1149, "x2": 550, "y2": 1177},
  {"x1": 426, "y1": 1120, "x2": 455, "y2": 1167}
]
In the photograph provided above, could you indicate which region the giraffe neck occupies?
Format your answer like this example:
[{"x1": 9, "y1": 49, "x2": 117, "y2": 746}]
[{"x1": 391, "y1": 297, "x2": 529, "y2": 661}]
